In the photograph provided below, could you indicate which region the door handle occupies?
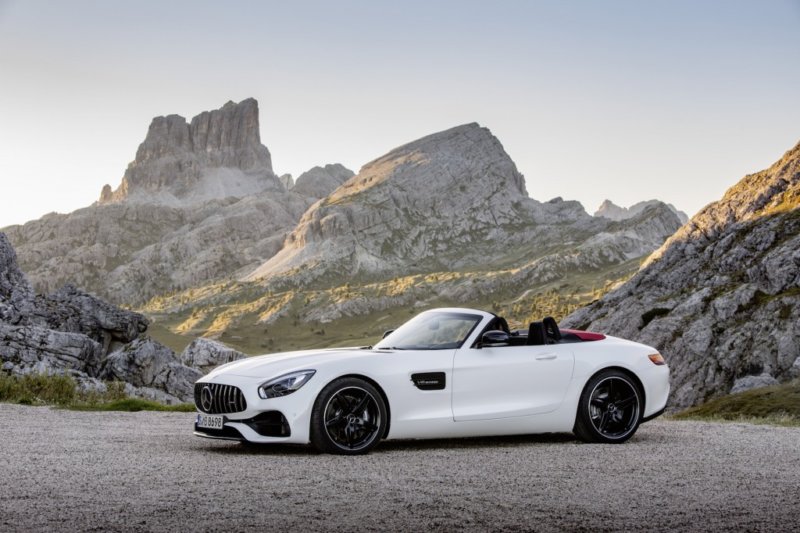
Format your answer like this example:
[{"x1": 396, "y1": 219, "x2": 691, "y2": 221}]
[{"x1": 535, "y1": 353, "x2": 557, "y2": 360}]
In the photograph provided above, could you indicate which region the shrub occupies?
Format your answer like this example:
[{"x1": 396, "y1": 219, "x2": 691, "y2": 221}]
[{"x1": 0, "y1": 373, "x2": 76, "y2": 405}]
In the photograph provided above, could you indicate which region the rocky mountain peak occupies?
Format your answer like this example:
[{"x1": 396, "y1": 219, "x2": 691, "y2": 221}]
[
  {"x1": 244, "y1": 123, "x2": 535, "y2": 282},
  {"x1": 595, "y1": 199, "x2": 688, "y2": 224},
  {"x1": 291, "y1": 164, "x2": 355, "y2": 198},
  {"x1": 328, "y1": 123, "x2": 528, "y2": 205},
  {"x1": 645, "y1": 140, "x2": 800, "y2": 268},
  {"x1": 99, "y1": 98, "x2": 280, "y2": 205}
]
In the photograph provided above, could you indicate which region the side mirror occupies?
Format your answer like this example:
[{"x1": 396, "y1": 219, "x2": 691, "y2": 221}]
[
  {"x1": 382, "y1": 329, "x2": 395, "y2": 339},
  {"x1": 481, "y1": 330, "x2": 510, "y2": 348}
]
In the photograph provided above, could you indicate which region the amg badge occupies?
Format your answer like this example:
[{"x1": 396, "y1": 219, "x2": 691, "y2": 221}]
[{"x1": 411, "y1": 372, "x2": 446, "y2": 391}]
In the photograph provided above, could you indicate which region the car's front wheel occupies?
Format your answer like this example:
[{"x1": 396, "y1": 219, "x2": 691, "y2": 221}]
[
  {"x1": 310, "y1": 377, "x2": 387, "y2": 455},
  {"x1": 573, "y1": 369, "x2": 642, "y2": 443}
]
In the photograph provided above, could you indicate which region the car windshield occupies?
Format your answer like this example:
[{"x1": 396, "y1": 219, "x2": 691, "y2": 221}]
[{"x1": 375, "y1": 311, "x2": 483, "y2": 350}]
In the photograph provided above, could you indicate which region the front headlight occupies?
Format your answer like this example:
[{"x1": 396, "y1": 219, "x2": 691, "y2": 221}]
[{"x1": 258, "y1": 370, "x2": 316, "y2": 399}]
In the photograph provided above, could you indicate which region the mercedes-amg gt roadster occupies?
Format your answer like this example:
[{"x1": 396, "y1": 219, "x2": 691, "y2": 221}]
[{"x1": 193, "y1": 308, "x2": 669, "y2": 454}]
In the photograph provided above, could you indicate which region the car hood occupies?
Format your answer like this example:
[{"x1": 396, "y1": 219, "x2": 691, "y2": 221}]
[{"x1": 202, "y1": 347, "x2": 381, "y2": 381}]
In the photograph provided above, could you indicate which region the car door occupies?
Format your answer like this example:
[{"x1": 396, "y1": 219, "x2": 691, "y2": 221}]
[{"x1": 451, "y1": 343, "x2": 575, "y2": 421}]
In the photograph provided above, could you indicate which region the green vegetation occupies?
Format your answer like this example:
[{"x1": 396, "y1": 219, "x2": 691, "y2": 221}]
[
  {"x1": 0, "y1": 372, "x2": 77, "y2": 405},
  {"x1": 0, "y1": 373, "x2": 193, "y2": 412},
  {"x1": 145, "y1": 256, "x2": 646, "y2": 355},
  {"x1": 672, "y1": 380, "x2": 800, "y2": 427},
  {"x1": 69, "y1": 398, "x2": 195, "y2": 412}
]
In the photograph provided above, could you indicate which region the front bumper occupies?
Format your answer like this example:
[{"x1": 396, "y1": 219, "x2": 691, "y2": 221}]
[{"x1": 194, "y1": 410, "x2": 292, "y2": 441}]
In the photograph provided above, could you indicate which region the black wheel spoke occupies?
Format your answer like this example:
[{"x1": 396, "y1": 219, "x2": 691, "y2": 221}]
[
  {"x1": 591, "y1": 396, "x2": 607, "y2": 407},
  {"x1": 347, "y1": 393, "x2": 370, "y2": 416},
  {"x1": 325, "y1": 414, "x2": 344, "y2": 427},
  {"x1": 598, "y1": 411, "x2": 610, "y2": 431},
  {"x1": 616, "y1": 395, "x2": 637, "y2": 408}
]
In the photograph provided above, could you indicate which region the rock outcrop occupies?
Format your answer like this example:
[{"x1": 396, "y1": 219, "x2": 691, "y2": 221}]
[
  {"x1": 99, "y1": 98, "x2": 280, "y2": 205},
  {"x1": 595, "y1": 199, "x2": 689, "y2": 224},
  {"x1": 103, "y1": 338, "x2": 200, "y2": 402},
  {"x1": 180, "y1": 338, "x2": 245, "y2": 374},
  {"x1": 291, "y1": 164, "x2": 355, "y2": 199},
  {"x1": 0, "y1": 232, "x2": 202, "y2": 403},
  {"x1": 564, "y1": 140, "x2": 800, "y2": 409}
]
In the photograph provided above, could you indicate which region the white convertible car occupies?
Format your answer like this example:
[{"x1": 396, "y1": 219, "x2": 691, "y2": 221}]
[{"x1": 194, "y1": 308, "x2": 669, "y2": 454}]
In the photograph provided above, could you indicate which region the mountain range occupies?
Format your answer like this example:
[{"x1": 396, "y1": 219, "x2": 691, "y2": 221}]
[{"x1": 3, "y1": 99, "x2": 682, "y2": 326}]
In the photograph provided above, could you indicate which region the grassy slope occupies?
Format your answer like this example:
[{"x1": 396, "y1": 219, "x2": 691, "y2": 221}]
[
  {"x1": 144, "y1": 257, "x2": 641, "y2": 355},
  {"x1": 672, "y1": 380, "x2": 800, "y2": 427}
]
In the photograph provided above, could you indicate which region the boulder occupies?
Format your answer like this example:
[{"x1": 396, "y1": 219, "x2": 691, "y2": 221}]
[
  {"x1": 0, "y1": 322, "x2": 103, "y2": 375},
  {"x1": 102, "y1": 337, "x2": 202, "y2": 403},
  {"x1": 180, "y1": 338, "x2": 245, "y2": 374}
]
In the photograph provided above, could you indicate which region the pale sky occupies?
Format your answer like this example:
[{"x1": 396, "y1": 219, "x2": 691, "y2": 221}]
[{"x1": 1, "y1": 0, "x2": 799, "y2": 229}]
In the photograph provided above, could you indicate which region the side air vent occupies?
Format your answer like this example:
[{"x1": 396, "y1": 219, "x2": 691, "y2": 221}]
[{"x1": 411, "y1": 372, "x2": 446, "y2": 391}]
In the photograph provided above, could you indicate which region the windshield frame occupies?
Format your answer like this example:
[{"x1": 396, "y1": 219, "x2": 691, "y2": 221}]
[{"x1": 374, "y1": 310, "x2": 484, "y2": 351}]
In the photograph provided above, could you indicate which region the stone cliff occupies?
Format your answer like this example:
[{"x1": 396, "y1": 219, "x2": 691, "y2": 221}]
[
  {"x1": 99, "y1": 98, "x2": 280, "y2": 205},
  {"x1": 564, "y1": 140, "x2": 800, "y2": 409}
]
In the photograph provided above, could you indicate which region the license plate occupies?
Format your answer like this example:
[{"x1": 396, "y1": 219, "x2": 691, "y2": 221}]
[{"x1": 196, "y1": 413, "x2": 224, "y2": 430}]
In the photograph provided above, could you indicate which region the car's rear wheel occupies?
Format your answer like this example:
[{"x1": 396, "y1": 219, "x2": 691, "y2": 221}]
[
  {"x1": 573, "y1": 369, "x2": 642, "y2": 443},
  {"x1": 310, "y1": 377, "x2": 387, "y2": 455}
]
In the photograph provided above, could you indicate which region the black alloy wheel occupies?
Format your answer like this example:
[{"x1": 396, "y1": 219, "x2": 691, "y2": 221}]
[
  {"x1": 310, "y1": 377, "x2": 387, "y2": 455},
  {"x1": 573, "y1": 369, "x2": 642, "y2": 443}
]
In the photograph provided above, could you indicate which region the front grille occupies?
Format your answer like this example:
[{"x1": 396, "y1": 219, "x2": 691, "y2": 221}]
[{"x1": 194, "y1": 383, "x2": 247, "y2": 414}]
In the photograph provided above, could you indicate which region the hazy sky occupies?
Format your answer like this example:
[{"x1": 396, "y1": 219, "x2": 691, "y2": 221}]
[{"x1": 1, "y1": 0, "x2": 799, "y2": 228}]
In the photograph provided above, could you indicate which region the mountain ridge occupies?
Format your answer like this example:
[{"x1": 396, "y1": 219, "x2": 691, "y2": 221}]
[{"x1": 564, "y1": 139, "x2": 800, "y2": 409}]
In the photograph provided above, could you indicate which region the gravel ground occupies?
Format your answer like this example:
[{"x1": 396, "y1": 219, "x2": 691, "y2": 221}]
[{"x1": 1, "y1": 404, "x2": 799, "y2": 532}]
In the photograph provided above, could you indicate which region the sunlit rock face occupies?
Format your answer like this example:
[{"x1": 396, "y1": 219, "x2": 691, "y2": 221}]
[
  {"x1": 245, "y1": 123, "x2": 683, "y2": 287},
  {"x1": 565, "y1": 140, "x2": 800, "y2": 409},
  {"x1": 99, "y1": 98, "x2": 281, "y2": 205}
]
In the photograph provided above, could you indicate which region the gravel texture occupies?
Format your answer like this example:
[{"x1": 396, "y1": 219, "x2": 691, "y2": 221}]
[{"x1": 1, "y1": 404, "x2": 799, "y2": 532}]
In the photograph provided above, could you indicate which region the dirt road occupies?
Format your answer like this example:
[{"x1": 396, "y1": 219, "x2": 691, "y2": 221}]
[{"x1": 1, "y1": 404, "x2": 798, "y2": 531}]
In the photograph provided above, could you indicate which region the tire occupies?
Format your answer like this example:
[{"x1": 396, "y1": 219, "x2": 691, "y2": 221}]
[
  {"x1": 573, "y1": 369, "x2": 643, "y2": 443},
  {"x1": 310, "y1": 377, "x2": 387, "y2": 455}
]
